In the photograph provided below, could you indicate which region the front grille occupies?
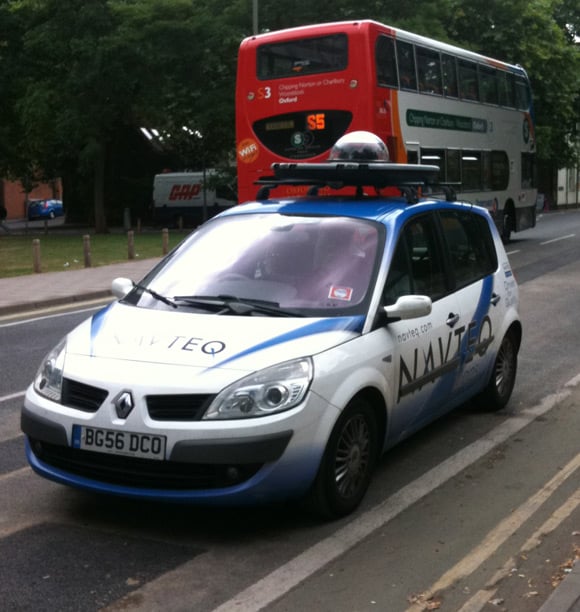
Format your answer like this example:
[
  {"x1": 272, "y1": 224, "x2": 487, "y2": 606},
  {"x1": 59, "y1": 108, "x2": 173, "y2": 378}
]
[
  {"x1": 30, "y1": 439, "x2": 261, "y2": 490},
  {"x1": 146, "y1": 394, "x2": 216, "y2": 421},
  {"x1": 62, "y1": 378, "x2": 108, "y2": 413}
]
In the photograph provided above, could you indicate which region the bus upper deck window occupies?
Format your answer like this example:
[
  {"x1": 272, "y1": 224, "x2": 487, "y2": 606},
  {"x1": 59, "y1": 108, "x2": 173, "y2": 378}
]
[
  {"x1": 396, "y1": 40, "x2": 417, "y2": 90},
  {"x1": 479, "y1": 65, "x2": 499, "y2": 105},
  {"x1": 458, "y1": 60, "x2": 479, "y2": 101},
  {"x1": 256, "y1": 34, "x2": 348, "y2": 80},
  {"x1": 442, "y1": 54, "x2": 458, "y2": 98},
  {"x1": 416, "y1": 46, "x2": 442, "y2": 95},
  {"x1": 375, "y1": 36, "x2": 398, "y2": 88},
  {"x1": 515, "y1": 76, "x2": 531, "y2": 110}
]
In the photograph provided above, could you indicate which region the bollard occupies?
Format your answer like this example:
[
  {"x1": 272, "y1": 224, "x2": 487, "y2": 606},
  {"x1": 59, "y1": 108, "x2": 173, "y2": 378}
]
[
  {"x1": 162, "y1": 228, "x2": 169, "y2": 255},
  {"x1": 32, "y1": 239, "x2": 41, "y2": 273},
  {"x1": 83, "y1": 235, "x2": 92, "y2": 268},
  {"x1": 137, "y1": 218, "x2": 142, "y2": 234},
  {"x1": 128, "y1": 230, "x2": 135, "y2": 260}
]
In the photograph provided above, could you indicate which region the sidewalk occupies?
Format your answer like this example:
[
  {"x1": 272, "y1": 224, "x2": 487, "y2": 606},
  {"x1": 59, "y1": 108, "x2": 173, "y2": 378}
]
[
  {"x1": 0, "y1": 257, "x2": 161, "y2": 316},
  {"x1": 0, "y1": 258, "x2": 579, "y2": 611}
]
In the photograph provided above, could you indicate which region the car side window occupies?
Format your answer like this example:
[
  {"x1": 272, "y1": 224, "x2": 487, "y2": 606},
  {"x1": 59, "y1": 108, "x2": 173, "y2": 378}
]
[
  {"x1": 439, "y1": 210, "x2": 498, "y2": 288},
  {"x1": 384, "y1": 215, "x2": 447, "y2": 303}
]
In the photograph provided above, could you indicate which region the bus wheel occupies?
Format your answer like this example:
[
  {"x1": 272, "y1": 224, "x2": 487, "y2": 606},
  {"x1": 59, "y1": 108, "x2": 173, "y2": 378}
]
[
  {"x1": 307, "y1": 398, "x2": 378, "y2": 519},
  {"x1": 501, "y1": 205, "x2": 514, "y2": 242},
  {"x1": 477, "y1": 330, "x2": 518, "y2": 411}
]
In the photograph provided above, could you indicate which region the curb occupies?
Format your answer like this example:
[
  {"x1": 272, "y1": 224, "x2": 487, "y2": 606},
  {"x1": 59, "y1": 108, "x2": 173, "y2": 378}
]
[{"x1": 538, "y1": 560, "x2": 580, "y2": 612}]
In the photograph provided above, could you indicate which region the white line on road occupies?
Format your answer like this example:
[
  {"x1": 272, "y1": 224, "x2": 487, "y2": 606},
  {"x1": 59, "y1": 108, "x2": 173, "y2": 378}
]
[
  {"x1": 0, "y1": 391, "x2": 25, "y2": 404},
  {"x1": 210, "y1": 377, "x2": 580, "y2": 612},
  {"x1": 540, "y1": 233, "x2": 576, "y2": 245}
]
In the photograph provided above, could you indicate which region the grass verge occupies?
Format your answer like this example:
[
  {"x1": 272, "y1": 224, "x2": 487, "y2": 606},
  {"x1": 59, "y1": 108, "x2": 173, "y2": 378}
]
[{"x1": 0, "y1": 230, "x2": 188, "y2": 278}]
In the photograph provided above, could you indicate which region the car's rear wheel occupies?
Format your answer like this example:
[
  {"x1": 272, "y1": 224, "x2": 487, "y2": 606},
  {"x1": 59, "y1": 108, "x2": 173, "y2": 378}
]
[
  {"x1": 307, "y1": 397, "x2": 378, "y2": 519},
  {"x1": 477, "y1": 331, "x2": 518, "y2": 411}
]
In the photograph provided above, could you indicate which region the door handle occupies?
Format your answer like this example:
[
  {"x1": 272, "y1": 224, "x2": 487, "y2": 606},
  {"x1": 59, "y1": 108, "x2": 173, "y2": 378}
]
[
  {"x1": 491, "y1": 293, "x2": 501, "y2": 306},
  {"x1": 446, "y1": 313, "x2": 460, "y2": 327}
]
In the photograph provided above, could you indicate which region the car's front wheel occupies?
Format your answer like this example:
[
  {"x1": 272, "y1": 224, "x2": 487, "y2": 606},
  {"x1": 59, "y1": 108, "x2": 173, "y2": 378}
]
[
  {"x1": 477, "y1": 330, "x2": 518, "y2": 411},
  {"x1": 307, "y1": 397, "x2": 378, "y2": 519}
]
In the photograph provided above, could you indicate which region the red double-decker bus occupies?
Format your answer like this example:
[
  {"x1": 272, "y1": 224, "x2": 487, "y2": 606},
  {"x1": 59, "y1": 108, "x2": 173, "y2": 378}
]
[{"x1": 235, "y1": 20, "x2": 536, "y2": 239}]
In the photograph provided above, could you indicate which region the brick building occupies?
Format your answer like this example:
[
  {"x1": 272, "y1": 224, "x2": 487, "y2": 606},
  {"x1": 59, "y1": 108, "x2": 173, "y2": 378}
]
[{"x1": 0, "y1": 178, "x2": 62, "y2": 220}]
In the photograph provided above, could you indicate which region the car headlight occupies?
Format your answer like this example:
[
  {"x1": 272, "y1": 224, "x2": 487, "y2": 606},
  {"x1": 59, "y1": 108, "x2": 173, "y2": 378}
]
[
  {"x1": 34, "y1": 338, "x2": 66, "y2": 402},
  {"x1": 203, "y1": 357, "x2": 313, "y2": 420}
]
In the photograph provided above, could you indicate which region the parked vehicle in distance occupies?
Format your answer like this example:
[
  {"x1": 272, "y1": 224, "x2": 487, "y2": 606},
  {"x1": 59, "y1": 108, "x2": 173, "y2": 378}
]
[
  {"x1": 152, "y1": 171, "x2": 236, "y2": 227},
  {"x1": 27, "y1": 199, "x2": 64, "y2": 220},
  {"x1": 22, "y1": 133, "x2": 521, "y2": 519}
]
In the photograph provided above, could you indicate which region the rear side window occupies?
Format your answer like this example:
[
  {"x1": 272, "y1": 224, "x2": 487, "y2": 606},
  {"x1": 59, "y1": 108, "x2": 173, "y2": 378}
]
[{"x1": 439, "y1": 210, "x2": 497, "y2": 288}]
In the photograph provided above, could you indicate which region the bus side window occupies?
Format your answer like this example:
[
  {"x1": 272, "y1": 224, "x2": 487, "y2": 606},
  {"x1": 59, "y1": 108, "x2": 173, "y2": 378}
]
[
  {"x1": 446, "y1": 149, "x2": 461, "y2": 184},
  {"x1": 479, "y1": 65, "x2": 499, "y2": 105},
  {"x1": 458, "y1": 59, "x2": 479, "y2": 101},
  {"x1": 396, "y1": 40, "x2": 417, "y2": 91},
  {"x1": 505, "y1": 73, "x2": 517, "y2": 108},
  {"x1": 375, "y1": 35, "x2": 398, "y2": 88},
  {"x1": 515, "y1": 76, "x2": 531, "y2": 110},
  {"x1": 442, "y1": 54, "x2": 458, "y2": 98},
  {"x1": 416, "y1": 46, "x2": 442, "y2": 95},
  {"x1": 497, "y1": 71, "x2": 510, "y2": 107}
]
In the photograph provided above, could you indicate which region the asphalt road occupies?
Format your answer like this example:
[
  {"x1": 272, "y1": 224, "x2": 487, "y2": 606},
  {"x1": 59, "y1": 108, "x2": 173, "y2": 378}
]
[{"x1": 1, "y1": 209, "x2": 579, "y2": 612}]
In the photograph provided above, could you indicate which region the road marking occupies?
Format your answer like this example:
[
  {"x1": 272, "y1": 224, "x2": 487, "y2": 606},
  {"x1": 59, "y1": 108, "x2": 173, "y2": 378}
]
[
  {"x1": 404, "y1": 456, "x2": 580, "y2": 612},
  {"x1": 0, "y1": 391, "x2": 25, "y2": 404},
  {"x1": 209, "y1": 377, "x2": 579, "y2": 612},
  {"x1": 452, "y1": 486, "x2": 580, "y2": 612},
  {"x1": 0, "y1": 466, "x2": 30, "y2": 484},
  {"x1": 0, "y1": 301, "x2": 106, "y2": 327},
  {"x1": 540, "y1": 233, "x2": 575, "y2": 246}
]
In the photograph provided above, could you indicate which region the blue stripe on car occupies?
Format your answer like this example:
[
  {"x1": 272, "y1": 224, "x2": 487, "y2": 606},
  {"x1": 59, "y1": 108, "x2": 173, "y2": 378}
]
[{"x1": 207, "y1": 315, "x2": 365, "y2": 369}]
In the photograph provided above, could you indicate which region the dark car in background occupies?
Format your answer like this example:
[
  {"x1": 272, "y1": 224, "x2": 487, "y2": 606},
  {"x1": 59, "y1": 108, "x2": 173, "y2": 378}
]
[{"x1": 27, "y1": 199, "x2": 64, "y2": 220}]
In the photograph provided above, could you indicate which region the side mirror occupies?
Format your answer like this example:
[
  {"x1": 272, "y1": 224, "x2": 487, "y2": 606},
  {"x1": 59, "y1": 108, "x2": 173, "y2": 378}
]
[
  {"x1": 111, "y1": 277, "x2": 134, "y2": 299},
  {"x1": 384, "y1": 295, "x2": 432, "y2": 321}
]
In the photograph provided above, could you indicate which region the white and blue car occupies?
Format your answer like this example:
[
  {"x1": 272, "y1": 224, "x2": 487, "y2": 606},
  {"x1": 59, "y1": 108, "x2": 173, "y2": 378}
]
[{"x1": 22, "y1": 133, "x2": 521, "y2": 518}]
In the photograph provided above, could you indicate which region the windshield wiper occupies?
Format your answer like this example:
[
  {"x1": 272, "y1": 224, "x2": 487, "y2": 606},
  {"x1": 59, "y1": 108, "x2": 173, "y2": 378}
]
[
  {"x1": 133, "y1": 282, "x2": 178, "y2": 308},
  {"x1": 173, "y1": 294, "x2": 304, "y2": 317}
]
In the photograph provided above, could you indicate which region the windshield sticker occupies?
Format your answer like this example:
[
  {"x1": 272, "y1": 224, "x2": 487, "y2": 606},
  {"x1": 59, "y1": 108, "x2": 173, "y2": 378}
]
[{"x1": 328, "y1": 286, "x2": 353, "y2": 301}]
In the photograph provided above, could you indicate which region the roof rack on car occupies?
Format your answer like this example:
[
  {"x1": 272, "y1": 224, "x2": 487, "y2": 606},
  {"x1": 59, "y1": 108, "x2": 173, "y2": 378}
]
[{"x1": 255, "y1": 162, "x2": 457, "y2": 204}]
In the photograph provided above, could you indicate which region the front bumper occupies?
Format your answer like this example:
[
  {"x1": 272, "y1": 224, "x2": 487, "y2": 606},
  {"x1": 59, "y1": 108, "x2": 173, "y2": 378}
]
[{"x1": 22, "y1": 387, "x2": 338, "y2": 505}]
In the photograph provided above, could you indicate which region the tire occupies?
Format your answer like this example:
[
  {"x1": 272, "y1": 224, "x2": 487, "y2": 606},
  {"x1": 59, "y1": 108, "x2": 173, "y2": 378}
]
[
  {"x1": 477, "y1": 331, "x2": 518, "y2": 411},
  {"x1": 501, "y1": 207, "x2": 513, "y2": 243},
  {"x1": 307, "y1": 398, "x2": 378, "y2": 519},
  {"x1": 49, "y1": 211, "x2": 55, "y2": 219}
]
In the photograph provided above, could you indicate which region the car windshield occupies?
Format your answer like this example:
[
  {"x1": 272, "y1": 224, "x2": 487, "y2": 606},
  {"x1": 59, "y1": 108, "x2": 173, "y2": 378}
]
[{"x1": 132, "y1": 213, "x2": 382, "y2": 316}]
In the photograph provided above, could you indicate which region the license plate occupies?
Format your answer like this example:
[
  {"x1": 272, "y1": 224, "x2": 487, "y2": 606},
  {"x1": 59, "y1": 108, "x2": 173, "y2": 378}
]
[{"x1": 72, "y1": 425, "x2": 166, "y2": 460}]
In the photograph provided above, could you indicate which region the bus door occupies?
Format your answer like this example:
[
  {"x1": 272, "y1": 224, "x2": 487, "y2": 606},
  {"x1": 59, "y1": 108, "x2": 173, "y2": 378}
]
[{"x1": 405, "y1": 141, "x2": 420, "y2": 164}]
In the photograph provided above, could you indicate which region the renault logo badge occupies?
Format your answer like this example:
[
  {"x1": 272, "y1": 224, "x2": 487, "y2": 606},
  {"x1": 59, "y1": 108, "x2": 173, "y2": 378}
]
[{"x1": 114, "y1": 391, "x2": 135, "y2": 419}]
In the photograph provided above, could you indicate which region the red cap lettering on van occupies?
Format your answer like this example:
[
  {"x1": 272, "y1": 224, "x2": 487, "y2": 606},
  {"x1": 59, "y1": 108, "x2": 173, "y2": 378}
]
[{"x1": 169, "y1": 184, "x2": 202, "y2": 200}]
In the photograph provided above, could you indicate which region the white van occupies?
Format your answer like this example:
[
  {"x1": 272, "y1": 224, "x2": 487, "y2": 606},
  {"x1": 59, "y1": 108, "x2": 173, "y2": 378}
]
[{"x1": 152, "y1": 171, "x2": 235, "y2": 227}]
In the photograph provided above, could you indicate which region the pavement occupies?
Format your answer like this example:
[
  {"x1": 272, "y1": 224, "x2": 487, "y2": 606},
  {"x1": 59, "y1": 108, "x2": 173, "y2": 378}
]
[
  {"x1": 0, "y1": 258, "x2": 578, "y2": 611},
  {"x1": 0, "y1": 257, "x2": 162, "y2": 317}
]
